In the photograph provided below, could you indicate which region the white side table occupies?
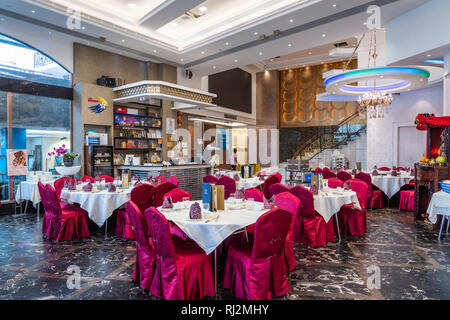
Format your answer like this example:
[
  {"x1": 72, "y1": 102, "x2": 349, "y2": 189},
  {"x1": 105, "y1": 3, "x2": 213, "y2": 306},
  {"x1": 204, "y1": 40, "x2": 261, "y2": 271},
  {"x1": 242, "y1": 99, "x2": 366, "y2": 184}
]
[{"x1": 55, "y1": 165, "x2": 81, "y2": 176}]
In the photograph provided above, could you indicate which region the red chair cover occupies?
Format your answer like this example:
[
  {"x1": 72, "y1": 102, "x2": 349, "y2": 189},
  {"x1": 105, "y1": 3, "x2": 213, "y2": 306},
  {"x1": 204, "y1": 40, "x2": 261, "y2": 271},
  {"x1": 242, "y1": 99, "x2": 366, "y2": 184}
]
[
  {"x1": 323, "y1": 171, "x2": 337, "y2": 179},
  {"x1": 271, "y1": 172, "x2": 282, "y2": 183},
  {"x1": 268, "y1": 183, "x2": 290, "y2": 199},
  {"x1": 399, "y1": 190, "x2": 415, "y2": 211},
  {"x1": 378, "y1": 167, "x2": 391, "y2": 171},
  {"x1": 41, "y1": 184, "x2": 90, "y2": 241},
  {"x1": 81, "y1": 176, "x2": 95, "y2": 183},
  {"x1": 126, "y1": 201, "x2": 155, "y2": 290},
  {"x1": 163, "y1": 188, "x2": 191, "y2": 203},
  {"x1": 100, "y1": 175, "x2": 114, "y2": 183},
  {"x1": 337, "y1": 179, "x2": 368, "y2": 236},
  {"x1": 337, "y1": 171, "x2": 352, "y2": 182},
  {"x1": 152, "y1": 182, "x2": 177, "y2": 208},
  {"x1": 218, "y1": 176, "x2": 237, "y2": 200},
  {"x1": 144, "y1": 207, "x2": 215, "y2": 300},
  {"x1": 223, "y1": 208, "x2": 292, "y2": 300},
  {"x1": 354, "y1": 172, "x2": 383, "y2": 209},
  {"x1": 244, "y1": 188, "x2": 264, "y2": 202},
  {"x1": 315, "y1": 168, "x2": 323, "y2": 174},
  {"x1": 116, "y1": 184, "x2": 155, "y2": 239},
  {"x1": 274, "y1": 192, "x2": 300, "y2": 272},
  {"x1": 327, "y1": 178, "x2": 343, "y2": 189},
  {"x1": 322, "y1": 167, "x2": 330, "y2": 172},
  {"x1": 262, "y1": 175, "x2": 280, "y2": 200},
  {"x1": 155, "y1": 175, "x2": 166, "y2": 184},
  {"x1": 289, "y1": 186, "x2": 328, "y2": 246},
  {"x1": 53, "y1": 177, "x2": 78, "y2": 210},
  {"x1": 203, "y1": 175, "x2": 219, "y2": 184},
  {"x1": 166, "y1": 176, "x2": 179, "y2": 187}
]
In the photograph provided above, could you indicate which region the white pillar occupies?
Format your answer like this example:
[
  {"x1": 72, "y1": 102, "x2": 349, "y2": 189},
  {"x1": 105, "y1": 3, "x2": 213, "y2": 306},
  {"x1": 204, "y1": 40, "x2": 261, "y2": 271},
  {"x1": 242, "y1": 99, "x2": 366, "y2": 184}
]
[{"x1": 443, "y1": 50, "x2": 450, "y2": 116}]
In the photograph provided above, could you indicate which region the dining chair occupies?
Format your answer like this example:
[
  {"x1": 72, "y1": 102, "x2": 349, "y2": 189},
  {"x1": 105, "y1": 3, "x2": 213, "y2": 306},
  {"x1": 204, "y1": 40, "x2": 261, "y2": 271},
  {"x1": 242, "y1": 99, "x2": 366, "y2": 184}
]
[
  {"x1": 144, "y1": 207, "x2": 215, "y2": 300},
  {"x1": 268, "y1": 183, "x2": 290, "y2": 199},
  {"x1": 53, "y1": 177, "x2": 79, "y2": 210},
  {"x1": 152, "y1": 182, "x2": 177, "y2": 208},
  {"x1": 337, "y1": 179, "x2": 369, "y2": 236},
  {"x1": 244, "y1": 188, "x2": 264, "y2": 202},
  {"x1": 327, "y1": 178, "x2": 344, "y2": 189},
  {"x1": 100, "y1": 175, "x2": 114, "y2": 183},
  {"x1": 355, "y1": 172, "x2": 383, "y2": 209},
  {"x1": 81, "y1": 176, "x2": 95, "y2": 183},
  {"x1": 218, "y1": 176, "x2": 237, "y2": 200},
  {"x1": 337, "y1": 171, "x2": 352, "y2": 182},
  {"x1": 323, "y1": 171, "x2": 337, "y2": 179},
  {"x1": 203, "y1": 175, "x2": 219, "y2": 184},
  {"x1": 262, "y1": 175, "x2": 280, "y2": 200},
  {"x1": 155, "y1": 175, "x2": 166, "y2": 184},
  {"x1": 162, "y1": 188, "x2": 192, "y2": 241},
  {"x1": 166, "y1": 176, "x2": 179, "y2": 187}
]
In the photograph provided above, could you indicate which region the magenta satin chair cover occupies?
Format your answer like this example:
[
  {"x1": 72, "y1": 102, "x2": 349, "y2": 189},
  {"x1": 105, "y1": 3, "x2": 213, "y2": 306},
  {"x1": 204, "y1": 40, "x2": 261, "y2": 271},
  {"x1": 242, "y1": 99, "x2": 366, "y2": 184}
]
[
  {"x1": 41, "y1": 184, "x2": 90, "y2": 241},
  {"x1": 244, "y1": 188, "x2": 264, "y2": 202},
  {"x1": 315, "y1": 168, "x2": 323, "y2": 174},
  {"x1": 378, "y1": 167, "x2": 391, "y2": 171},
  {"x1": 289, "y1": 186, "x2": 327, "y2": 246},
  {"x1": 126, "y1": 201, "x2": 155, "y2": 290},
  {"x1": 323, "y1": 171, "x2": 337, "y2": 179},
  {"x1": 116, "y1": 184, "x2": 155, "y2": 239},
  {"x1": 163, "y1": 188, "x2": 192, "y2": 241},
  {"x1": 399, "y1": 190, "x2": 415, "y2": 211},
  {"x1": 262, "y1": 175, "x2": 280, "y2": 200},
  {"x1": 322, "y1": 167, "x2": 330, "y2": 172},
  {"x1": 144, "y1": 207, "x2": 215, "y2": 300},
  {"x1": 275, "y1": 192, "x2": 300, "y2": 272},
  {"x1": 155, "y1": 175, "x2": 166, "y2": 184},
  {"x1": 337, "y1": 171, "x2": 352, "y2": 182},
  {"x1": 81, "y1": 176, "x2": 95, "y2": 183},
  {"x1": 100, "y1": 175, "x2": 114, "y2": 183},
  {"x1": 271, "y1": 172, "x2": 282, "y2": 183},
  {"x1": 39, "y1": 182, "x2": 51, "y2": 234},
  {"x1": 327, "y1": 178, "x2": 344, "y2": 189},
  {"x1": 166, "y1": 176, "x2": 179, "y2": 187},
  {"x1": 152, "y1": 182, "x2": 177, "y2": 208},
  {"x1": 223, "y1": 208, "x2": 292, "y2": 300},
  {"x1": 338, "y1": 179, "x2": 369, "y2": 236},
  {"x1": 218, "y1": 176, "x2": 237, "y2": 200},
  {"x1": 53, "y1": 177, "x2": 78, "y2": 210},
  {"x1": 202, "y1": 175, "x2": 219, "y2": 184},
  {"x1": 268, "y1": 183, "x2": 290, "y2": 199}
]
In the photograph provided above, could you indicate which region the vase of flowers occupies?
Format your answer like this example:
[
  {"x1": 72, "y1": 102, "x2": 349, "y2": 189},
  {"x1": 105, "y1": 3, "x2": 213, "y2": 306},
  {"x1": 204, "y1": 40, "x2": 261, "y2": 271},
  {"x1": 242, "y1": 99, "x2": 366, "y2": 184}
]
[{"x1": 48, "y1": 145, "x2": 78, "y2": 167}]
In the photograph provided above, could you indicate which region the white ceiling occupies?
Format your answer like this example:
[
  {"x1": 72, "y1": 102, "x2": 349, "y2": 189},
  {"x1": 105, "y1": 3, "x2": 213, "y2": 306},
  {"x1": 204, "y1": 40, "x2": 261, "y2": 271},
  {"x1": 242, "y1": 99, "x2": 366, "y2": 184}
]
[{"x1": 0, "y1": 0, "x2": 430, "y2": 76}]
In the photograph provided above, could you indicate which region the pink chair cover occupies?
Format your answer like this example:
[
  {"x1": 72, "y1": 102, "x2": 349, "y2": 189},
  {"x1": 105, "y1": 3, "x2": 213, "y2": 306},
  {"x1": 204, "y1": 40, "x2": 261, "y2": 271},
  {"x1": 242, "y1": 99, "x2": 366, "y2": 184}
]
[
  {"x1": 81, "y1": 176, "x2": 95, "y2": 183},
  {"x1": 41, "y1": 184, "x2": 90, "y2": 241},
  {"x1": 163, "y1": 189, "x2": 192, "y2": 241},
  {"x1": 116, "y1": 184, "x2": 155, "y2": 239},
  {"x1": 271, "y1": 172, "x2": 282, "y2": 183},
  {"x1": 223, "y1": 208, "x2": 292, "y2": 300},
  {"x1": 274, "y1": 192, "x2": 301, "y2": 272},
  {"x1": 323, "y1": 171, "x2": 337, "y2": 179},
  {"x1": 203, "y1": 175, "x2": 219, "y2": 184},
  {"x1": 399, "y1": 190, "x2": 415, "y2": 211},
  {"x1": 337, "y1": 179, "x2": 368, "y2": 236},
  {"x1": 155, "y1": 175, "x2": 166, "y2": 184},
  {"x1": 144, "y1": 207, "x2": 215, "y2": 300},
  {"x1": 289, "y1": 186, "x2": 327, "y2": 246},
  {"x1": 378, "y1": 167, "x2": 391, "y2": 171},
  {"x1": 322, "y1": 167, "x2": 330, "y2": 172},
  {"x1": 268, "y1": 183, "x2": 290, "y2": 199},
  {"x1": 337, "y1": 171, "x2": 352, "y2": 182},
  {"x1": 166, "y1": 176, "x2": 179, "y2": 187},
  {"x1": 100, "y1": 175, "x2": 114, "y2": 183},
  {"x1": 53, "y1": 177, "x2": 79, "y2": 210},
  {"x1": 244, "y1": 188, "x2": 264, "y2": 202},
  {"x1": 152, "y1": 182, "x2": 177, "y2": 208},
  {"x1": 354, "y1": 172, "x2": 383, "y2": 209},
  {"x1": 126, "y1": 201, "x2": 155, "y2": 290},
  {"x1": 327, "y1": 178, "x2": 344, "y2": 189},
  {"x1": 315, "y1": 168, "x2": 323, "y2": 174},
  {"x1": 262, "y1": 175, "x2": 280, "y2": 200},
  {"x1": 218, "y1": 176, "x2": 237, "y2": 200}
]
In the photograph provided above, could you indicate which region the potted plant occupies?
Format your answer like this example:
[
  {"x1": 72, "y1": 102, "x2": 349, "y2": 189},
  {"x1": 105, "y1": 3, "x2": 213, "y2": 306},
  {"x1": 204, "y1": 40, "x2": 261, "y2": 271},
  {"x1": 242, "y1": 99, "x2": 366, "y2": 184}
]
[{"x1": 48, "y1": 145, "x2": 78, "y2": 167}]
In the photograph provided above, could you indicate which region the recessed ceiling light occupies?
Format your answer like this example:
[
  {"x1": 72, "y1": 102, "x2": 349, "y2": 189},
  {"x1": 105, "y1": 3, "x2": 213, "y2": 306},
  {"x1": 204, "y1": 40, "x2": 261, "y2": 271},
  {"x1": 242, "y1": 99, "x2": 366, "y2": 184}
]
[
  {"x1": 332, "y1": 4, "x2": 337, "y2": 7},
  {"x1": 180, "y1": 58, "x2": 184, "y2": 62},
  {"x1": 213, "y1": 66, "x2": 217, "y2": 69},
  {"x1": 234, "y1": 59, "x2": 238, "y2": 63},
  {"x1": 171, "y1": 22, "x2": 178, "y2": 27},
  {"x1": 82, "y1": 26, "x2": 86, "y2": 30},
  {"x1": 289, "y1": 19, "x2": 294, "y2": 23},
  {"x1": 254, "y1": 32, "x2": 258, "y2": 35},
  {"x1": 198, "y1": 6, "x2": 208, "y2": 12},
  {"x1": 363, "y1": 22, "x2": 367, "y2": 25},
  {"x1": 31, "y1": 10, "x2": 36, "y2": 13},
  {"x1": 309, "y1": 52, "x2": 312, "y2": 55},
  {"x1": 201, "y1": 51, "x2": 205, "y2": 54},
  {"x1": 225, "y1": 42, "x2": 229, "y2": 46},
  {"x1": 153, "y1": 50, "x2": 157, "y2": 53},
  {"x1": 121, "y1": 39, "x2": 125, "y2": 42},
  {"x1": 322, "y1": 34, "x2": 326, "y2": 37},
  {"x1": 427, "y1": 54, "x2": 431, "y2": 57},
  {"x1": 288, "y1": 43, "x2": 292, "y2": 47},
  {"x1": 128, "y1": 3, "x2": 136, "y2": 8},
  {"x1": 259, "y1": 52, "x2": 263, "y2": 56}
]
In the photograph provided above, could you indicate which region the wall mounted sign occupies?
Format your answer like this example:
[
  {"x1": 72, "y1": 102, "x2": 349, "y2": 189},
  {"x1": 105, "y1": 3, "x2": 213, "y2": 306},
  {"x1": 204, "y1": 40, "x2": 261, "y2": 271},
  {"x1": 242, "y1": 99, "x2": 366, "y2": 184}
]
[
  {"x1": 88, "y1": 97, "x2": 109, "y2": 114},
  {"x1": 7, "y1": 149, "x2": 28, "y2": 176}
]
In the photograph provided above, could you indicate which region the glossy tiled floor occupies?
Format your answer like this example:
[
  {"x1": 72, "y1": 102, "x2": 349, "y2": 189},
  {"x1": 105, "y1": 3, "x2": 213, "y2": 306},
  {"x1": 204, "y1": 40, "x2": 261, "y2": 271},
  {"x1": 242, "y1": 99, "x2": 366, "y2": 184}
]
[{"x1": 1, "y1": 209, "x2": 449, "y2": 300}]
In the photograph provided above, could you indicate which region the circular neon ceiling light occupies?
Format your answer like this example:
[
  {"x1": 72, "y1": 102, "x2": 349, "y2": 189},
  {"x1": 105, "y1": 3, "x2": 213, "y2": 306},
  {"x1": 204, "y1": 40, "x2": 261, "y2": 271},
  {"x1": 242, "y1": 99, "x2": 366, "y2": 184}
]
[{"x1": 324, "y1": 67, "x2": 430, "y2": 96}]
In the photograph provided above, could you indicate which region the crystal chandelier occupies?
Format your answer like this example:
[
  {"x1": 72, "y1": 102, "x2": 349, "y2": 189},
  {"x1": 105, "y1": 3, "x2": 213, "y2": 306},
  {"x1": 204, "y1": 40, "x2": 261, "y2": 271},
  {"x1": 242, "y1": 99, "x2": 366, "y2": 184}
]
[{"x1": 357, "y1": 90, "x2": 393, "y2": 119}]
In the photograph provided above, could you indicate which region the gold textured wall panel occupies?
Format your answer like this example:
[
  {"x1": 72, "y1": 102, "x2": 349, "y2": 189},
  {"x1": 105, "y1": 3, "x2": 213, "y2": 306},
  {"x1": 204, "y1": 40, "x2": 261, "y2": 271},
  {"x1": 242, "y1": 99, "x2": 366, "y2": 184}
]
[{"x1": 279, "y1": 60, "x2": 359, "y2": 128}]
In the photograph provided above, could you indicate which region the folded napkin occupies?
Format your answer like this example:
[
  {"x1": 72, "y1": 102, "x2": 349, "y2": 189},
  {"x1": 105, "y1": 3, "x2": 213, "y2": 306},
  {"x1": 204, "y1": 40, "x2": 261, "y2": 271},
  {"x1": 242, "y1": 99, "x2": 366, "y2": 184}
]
[
  {"x1": 352, "y1": 169, "x2": 357, "y2": 175},
  {"x1": 189, "y1": 202, "x2": 202, "y2": 220},
  {"x1": 64, "y1": 180, "x2": 69, "y2": 189},
  {"x1": 373, "y1": 165, "x2": 378, "y2": 170},
  {"x1": 372, "y1": 170, "x2": 379, "y2": 176},
  {"x1": 235, "y1": 188, "x2": 244, "y2": 199},
  {"x1": 259, "y1": 175, "x2": 265, "y2": 181},
  {"x1": 107, "y1": 183, "x2": 116, "y2": 192},
  {"x1": 94, "y1": 176, "x2": 100, "y2": 182},
  {"x1": 233, "y1": 173, "x2": 240, "y2": 181},
  {"x1": 343, "y1": 182, "x2": 350, "y2": 190},
  {"x1": 68, "y1": 182, "x2": 76, "y2": 191},
  {"x1": 310, "y1": 184, "x2": 319, "y2": 195},
  {"x1": 162, "y1": 196, "x2": 173, "y2": 209},
  {"x1": 83, "y1": 183, "x2": 93, "y2": 192},
  {"x1": 263, "y1": 196, "x2": 275, "y2": 209},
  {"x1": 134, "y1": 181, "x2": 142, "y2": 187},
  {"x1": 391, "y1": 170, "x2": 398, "y2": 177}
]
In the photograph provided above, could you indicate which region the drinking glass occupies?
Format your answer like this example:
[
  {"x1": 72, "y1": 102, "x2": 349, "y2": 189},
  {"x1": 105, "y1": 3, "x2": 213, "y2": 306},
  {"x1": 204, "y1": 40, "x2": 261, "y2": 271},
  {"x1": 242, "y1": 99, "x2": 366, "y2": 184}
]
[
  {"x1": 247, "y1": 198, "x2": 254, "y2": 210},
  {"x1": 182, "y1": 197, "x2": 190, "y2": 209}
]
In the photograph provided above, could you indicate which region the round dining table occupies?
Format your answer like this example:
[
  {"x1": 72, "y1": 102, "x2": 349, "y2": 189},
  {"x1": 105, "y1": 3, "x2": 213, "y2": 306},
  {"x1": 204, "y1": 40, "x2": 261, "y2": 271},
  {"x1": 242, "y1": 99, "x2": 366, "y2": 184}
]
[
  {"x1": 236, "y1": 177, "x2": 263, "y2": 190},
  {"x1": 370, "y1": 173, "x2": 413, "y2": 198}
]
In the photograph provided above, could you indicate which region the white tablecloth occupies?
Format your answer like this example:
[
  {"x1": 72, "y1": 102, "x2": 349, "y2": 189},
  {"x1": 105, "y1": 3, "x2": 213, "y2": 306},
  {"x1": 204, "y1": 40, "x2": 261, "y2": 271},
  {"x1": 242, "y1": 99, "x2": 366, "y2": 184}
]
[
  {"x1": 15, "y1": 180, "x2": 54, "y2": 207},
  {"x1": 314, "y1": 190, "x2": 361, "y2": 223},
  {"x1": 371, "y1": 175, "x2": 413, "y2": 198},
  {"x1": 427, "y1": 191, "x2": 450, "y2": 224},
  {"x1": 236, "y1": 177, "x2": 263, "y2": 190},
  {"x1": 60, "y1": 189, "x2": 131, "y2": 227},
  {"x1": 158, "y1": 200, "x2": 268, "y2": 255}
]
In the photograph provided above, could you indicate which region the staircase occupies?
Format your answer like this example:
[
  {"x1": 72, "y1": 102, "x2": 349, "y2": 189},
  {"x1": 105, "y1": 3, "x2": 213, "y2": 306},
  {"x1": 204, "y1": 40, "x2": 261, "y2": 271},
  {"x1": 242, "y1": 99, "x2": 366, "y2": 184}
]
[{"x1": 291, "y1": 112, "x2": 366, "y2": 163}]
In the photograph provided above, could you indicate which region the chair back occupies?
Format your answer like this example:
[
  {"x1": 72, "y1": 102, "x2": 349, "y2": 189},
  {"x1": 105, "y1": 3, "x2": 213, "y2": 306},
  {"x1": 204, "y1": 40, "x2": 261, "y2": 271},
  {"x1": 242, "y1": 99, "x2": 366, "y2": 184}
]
[
  {"x1": 152, "y1": 182, "x2": 177, "y2": 207},
  {"x1": 315, "y1": 168, "x2": 323, "y2": 174},
  {"x1": 38, "y1": 182, "x2": 48, "y2": 208},
  {"x1": 155, "y1": 175, "x2": 166, "y2": 184},
  {"x1": 355, "y1": 172, "x2": 373, "y2": 199},
  {"x1": 337, "y1": 171, "x2": 352, "y2": 182},
  {"x1": 203, "y1": 175, "x2": 219, "y2": 184},
  {"x1": 126, "y1": 201, "x2": 152, "y2": 252},
  {"x1": 251, "y1": 208, "x2": 292, "y2": 261},
  {"x1": 44, "y1": 184, "x2": 63, "y2": 220},
  {"x1": 54, "y1": 177, "x2": 74, "y2": 199},
  {"x1": 262, "y1": 175, "x2": 280, "y2": 200},
  {"x1": 218, "y1": 175, "x2": 236, "y2": 199},
  {"x1": 166, "y1": 176, "x2": 179, "y2": 187},
  {"x1": 270, "y1": 172, "x2": 282, "y2": 183},
  {"x1": 378, "y1": 167, "x2": 391, "y2": 171},
  {"x1": 290, "y1": 185, "x2": 315, "y2": 219},
  {"x1": 275, "y1": 192, "x2": 301, "y2": 240},
  {"x1": 244, "y1": 188, "x2": 264, "y2": 202},
  {"x1": 268, "y1": 183, "x2": 290, "y2": 198},
  {"x1": 131, "y1": 184, "x2": 155, "y2": 213},
  {"x1": 100, "y1": 175, "x2": 114, "y2": 183},
  {"x1": 163, "y1": 188, "x2": 191, "y2": 203},
  {"x1": 327, "y1": 178, "x2": 344, "y2": 189},
  {"x1": 322, "y1": 167, "x2": 330, "y2": 172},
  {"x1": 81, "y1": 176, "x2": 95, "y2": 183},
  {"x1": 323, "y1": 171, "x2": 337, "y2": 179},
  {"x1": 344, "y1": 179, "x2": 369, "y2": 210}
]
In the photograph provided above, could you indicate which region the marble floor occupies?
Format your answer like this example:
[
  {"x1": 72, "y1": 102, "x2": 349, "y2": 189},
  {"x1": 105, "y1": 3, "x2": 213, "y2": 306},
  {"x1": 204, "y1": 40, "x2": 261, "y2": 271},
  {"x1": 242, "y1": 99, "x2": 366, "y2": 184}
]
[{"x1": 1, "y1": 209, "x2": 449, "y2": 300}]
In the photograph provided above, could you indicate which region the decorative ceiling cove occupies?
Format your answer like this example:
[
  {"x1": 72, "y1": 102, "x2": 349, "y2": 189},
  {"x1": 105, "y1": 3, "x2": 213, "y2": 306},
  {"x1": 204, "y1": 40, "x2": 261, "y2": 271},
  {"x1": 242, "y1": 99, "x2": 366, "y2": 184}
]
[{"x1": 279, "y1": 60, "x2": 360, "y2": 128}]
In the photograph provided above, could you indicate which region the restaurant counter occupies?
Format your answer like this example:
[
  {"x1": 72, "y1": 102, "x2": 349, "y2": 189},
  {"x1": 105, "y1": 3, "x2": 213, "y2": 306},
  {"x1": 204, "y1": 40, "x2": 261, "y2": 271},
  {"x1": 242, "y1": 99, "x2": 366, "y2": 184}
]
[{"x1": 116, "y1": 164, "x2": 211, "y2": 200}]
